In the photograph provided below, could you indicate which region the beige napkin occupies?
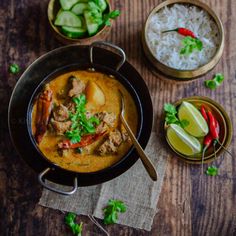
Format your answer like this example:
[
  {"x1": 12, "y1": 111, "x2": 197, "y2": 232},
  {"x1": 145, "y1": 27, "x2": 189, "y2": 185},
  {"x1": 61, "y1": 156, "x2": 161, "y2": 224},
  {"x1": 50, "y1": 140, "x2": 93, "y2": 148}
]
[{"x1": 39, "y1": 132, "x2": 168, "y2": 231}]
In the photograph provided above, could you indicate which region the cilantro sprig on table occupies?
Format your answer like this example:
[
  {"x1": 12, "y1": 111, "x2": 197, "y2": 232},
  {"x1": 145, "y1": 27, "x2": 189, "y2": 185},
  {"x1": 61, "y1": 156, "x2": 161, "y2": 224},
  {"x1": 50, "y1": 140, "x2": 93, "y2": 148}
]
[
  {"x1": 65, "y1": 213, "x2": 83, "y2": 236},
  {"x1": 180, "y1": 36, "x2": 203, "y2": 55},
  {"x1": 9, "y1": 63, "x2": 20, "y2": 74},
  {"x1": 164, "y1": 103, "x2": 189, "y2": 128},
  {"x1": 103, "y1": 199, "x2": 127, "y2": 225},
  {"x1": 205, "y1": 73, "x2": 224, "y2": 90},
  {"x1": 65, "y1": 94, "x2": 100, "y2": 144},
  {"x1": 205, "y1": 166, "x2": 218, "y2": 176}
]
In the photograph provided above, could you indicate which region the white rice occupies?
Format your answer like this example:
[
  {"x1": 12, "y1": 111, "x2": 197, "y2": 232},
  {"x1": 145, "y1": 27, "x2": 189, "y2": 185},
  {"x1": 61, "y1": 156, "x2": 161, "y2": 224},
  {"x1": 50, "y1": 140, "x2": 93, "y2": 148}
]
[{"x1": 146, "y1": 4, "x2": 220, "y2": 70}]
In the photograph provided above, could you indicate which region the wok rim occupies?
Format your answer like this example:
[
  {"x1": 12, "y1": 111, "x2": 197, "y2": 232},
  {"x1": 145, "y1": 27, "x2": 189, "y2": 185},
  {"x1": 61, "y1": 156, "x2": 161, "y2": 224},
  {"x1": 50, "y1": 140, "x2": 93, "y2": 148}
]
[{"x1": 8, "y1": 44, "x2": 153, "y2": 186}]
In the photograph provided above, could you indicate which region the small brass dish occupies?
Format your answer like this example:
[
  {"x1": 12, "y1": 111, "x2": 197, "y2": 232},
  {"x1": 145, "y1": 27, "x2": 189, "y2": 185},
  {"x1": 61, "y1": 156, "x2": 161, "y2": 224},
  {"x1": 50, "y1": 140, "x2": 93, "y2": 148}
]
[
  {"x1": 142, "y1": 0, "x2": 224, "y2": 81},
  {"x1": 164, "y1": 96, "x2": 233, "y2": 164},
  {"x1": 48, "y1": 0, "x2": 112, "y2": 45}
]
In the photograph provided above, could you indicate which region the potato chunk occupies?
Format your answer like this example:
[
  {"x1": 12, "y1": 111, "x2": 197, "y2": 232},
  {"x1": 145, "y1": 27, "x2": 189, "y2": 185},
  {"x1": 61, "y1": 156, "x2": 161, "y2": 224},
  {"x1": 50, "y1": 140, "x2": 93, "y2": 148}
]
[{"x1": 86, "y1": 81, "x2": 105, "y2": 107}]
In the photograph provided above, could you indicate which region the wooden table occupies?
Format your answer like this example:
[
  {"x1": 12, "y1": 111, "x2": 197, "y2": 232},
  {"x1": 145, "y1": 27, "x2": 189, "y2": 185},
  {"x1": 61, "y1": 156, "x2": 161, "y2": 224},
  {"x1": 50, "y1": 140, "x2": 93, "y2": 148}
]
[{"x1": 1, "y1": 0, "x2": 236, "y2": 235}]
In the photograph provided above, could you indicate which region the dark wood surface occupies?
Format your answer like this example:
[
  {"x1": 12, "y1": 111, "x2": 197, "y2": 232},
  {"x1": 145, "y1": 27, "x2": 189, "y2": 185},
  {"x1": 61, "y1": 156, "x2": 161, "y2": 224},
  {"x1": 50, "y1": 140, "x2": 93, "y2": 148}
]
[{"x1": 1, "y1": 0, "x2": 236, "y2": 235}]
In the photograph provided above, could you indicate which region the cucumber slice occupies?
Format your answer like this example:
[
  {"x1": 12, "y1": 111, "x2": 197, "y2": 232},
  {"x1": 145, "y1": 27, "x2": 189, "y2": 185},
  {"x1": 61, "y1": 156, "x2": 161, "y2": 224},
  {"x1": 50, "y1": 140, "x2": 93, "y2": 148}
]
[
  {"x1": 96, "y1": 0, "x2": 107, "y2": 12},
  {"x1": 71, "y1": 3, "x2": 89, "y2": 15},
  {"x1": 61, "y1": 26, "x2": 87, "y2": 38},
  {"x1": 55, "y1": 11, "x2": 82, "y2": 27},
  {"x1": 59, "y1": 0, "x2": 80, "y2": 10},
  {"x1": 84, "y1": 10, "x2": 100, "y2": 36}
]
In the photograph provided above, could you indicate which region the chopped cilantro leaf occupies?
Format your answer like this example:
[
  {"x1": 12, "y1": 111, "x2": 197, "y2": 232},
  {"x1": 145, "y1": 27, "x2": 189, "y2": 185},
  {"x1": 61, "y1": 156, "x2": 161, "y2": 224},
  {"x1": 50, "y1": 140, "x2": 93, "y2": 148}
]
[{"x1": 205, "y1": 166, "x2": 218, "y2": 176}]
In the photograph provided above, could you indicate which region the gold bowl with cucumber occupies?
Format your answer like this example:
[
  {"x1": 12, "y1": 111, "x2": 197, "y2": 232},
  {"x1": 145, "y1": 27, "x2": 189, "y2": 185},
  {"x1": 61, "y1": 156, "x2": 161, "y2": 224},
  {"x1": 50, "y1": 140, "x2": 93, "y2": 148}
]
[{"x1": 48, "y1": 0, "x2": 120, "y2": 44}]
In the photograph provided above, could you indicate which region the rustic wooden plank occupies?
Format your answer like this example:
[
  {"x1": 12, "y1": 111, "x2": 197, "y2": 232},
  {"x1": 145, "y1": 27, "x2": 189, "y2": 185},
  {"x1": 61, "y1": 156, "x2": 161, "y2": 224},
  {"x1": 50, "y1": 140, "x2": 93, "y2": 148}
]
[{"x1": 0, "y1": 0, "x2": 236, "y2": 235}]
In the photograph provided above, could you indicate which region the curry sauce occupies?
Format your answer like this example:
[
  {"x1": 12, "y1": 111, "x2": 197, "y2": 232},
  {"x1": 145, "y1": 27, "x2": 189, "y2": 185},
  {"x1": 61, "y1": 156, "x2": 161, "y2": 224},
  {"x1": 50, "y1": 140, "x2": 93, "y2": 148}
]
[{"x1": 31, "y1": 70, "x2": 138, "y2": 173}]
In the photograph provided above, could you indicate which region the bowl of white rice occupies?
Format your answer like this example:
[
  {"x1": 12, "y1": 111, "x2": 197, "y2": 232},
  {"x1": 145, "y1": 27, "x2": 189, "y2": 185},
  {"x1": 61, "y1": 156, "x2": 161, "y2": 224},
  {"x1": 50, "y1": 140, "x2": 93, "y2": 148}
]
[{"x1": 142, "y1": 0, "x2": 224, "y2": 80}]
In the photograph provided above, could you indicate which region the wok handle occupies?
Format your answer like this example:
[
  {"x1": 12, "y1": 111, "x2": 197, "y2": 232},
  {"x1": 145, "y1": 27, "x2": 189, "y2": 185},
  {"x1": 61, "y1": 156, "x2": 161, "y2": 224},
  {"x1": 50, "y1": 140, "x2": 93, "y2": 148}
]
[
  {"x1": 89, "y1": 41, "x2": 126, "y2": 71},
  {"x1": 38, "y1": 168, "x2": 78, "y2": 195}
]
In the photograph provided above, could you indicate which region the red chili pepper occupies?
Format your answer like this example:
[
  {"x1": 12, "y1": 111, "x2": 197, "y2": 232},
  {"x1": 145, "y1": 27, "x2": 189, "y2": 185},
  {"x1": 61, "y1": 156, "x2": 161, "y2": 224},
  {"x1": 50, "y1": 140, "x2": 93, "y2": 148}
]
[
  {"x1": 200, "y1": 107, "x2": 220, "y2": 173},
  {"x1": 58, "y1": 132, "x2": 106, "y2": 149},
  {"x1": 207, "y1": 111, "x2": 219, "y2": 140},
  {"x1": 200, "y1": 105, "x2": 208, "y2": 123},
  {"x1": 162, "y1": 28, "x2": 196, "y2": 38}
]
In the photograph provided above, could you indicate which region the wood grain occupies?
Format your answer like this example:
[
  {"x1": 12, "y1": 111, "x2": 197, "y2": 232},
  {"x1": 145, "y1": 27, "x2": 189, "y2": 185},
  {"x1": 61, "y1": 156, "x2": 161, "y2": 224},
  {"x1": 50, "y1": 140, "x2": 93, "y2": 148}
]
[{"x1": 0, "y1": 0, "x2": 236, "y2": 235}]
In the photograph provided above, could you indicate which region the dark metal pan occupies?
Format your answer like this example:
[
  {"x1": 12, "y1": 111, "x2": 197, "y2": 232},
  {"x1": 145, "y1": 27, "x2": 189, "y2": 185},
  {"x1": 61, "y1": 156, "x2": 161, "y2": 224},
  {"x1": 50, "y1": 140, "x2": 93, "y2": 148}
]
[{"x1": 8, "y1": 41, "x2": 153, "y2": 195}]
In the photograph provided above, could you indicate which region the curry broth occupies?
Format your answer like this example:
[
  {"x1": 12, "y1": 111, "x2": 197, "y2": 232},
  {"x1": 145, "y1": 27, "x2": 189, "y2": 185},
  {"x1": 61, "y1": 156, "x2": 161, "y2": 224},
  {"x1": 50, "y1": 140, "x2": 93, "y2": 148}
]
[{"x1": 31, "y1": 70, "x2": 138, "y2": 172}]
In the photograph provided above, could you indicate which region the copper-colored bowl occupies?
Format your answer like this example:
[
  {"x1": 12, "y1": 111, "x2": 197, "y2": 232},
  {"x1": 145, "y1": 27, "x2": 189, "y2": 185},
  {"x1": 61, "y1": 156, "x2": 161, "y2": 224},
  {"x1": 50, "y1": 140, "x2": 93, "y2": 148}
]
[
  {"x1": 142, "y1": 0, "x2": 224, "y2": 80},
  {"x1": 48, "y1": 0, "x2": 112, "y2": 44},
  {"x1": 164, "y1": 96, "x2": 233, "y2": 164}
]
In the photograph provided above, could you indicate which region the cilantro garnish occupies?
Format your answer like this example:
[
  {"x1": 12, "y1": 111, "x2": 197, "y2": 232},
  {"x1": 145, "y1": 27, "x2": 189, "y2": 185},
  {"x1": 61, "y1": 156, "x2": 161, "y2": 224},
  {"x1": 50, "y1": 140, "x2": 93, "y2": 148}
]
[
  {"x1": 65, "y1": 213, "x2": 83, "y2": 236},
  {"x1": 180, "y1": 36, "x2": 203, "y2": 55},
  {"x1": 9, "y1": 63, "x2": 20, "y2": 74},
  {"x1": 164, "y1": 103, "x2": 189, "y2": 128},
  {"x1": 205, "y1": 166, "x2": 218, "y2": 176},
  {"x1": 88, "y1": 1, "x2": 120, "y2": 26},
  {"x1": 65, "y1": 94, "x2": 100, "y2": 144},
  {"x1": 103, "y1": 199, "x2": 127, "y2": 225},
  {"x1": 103, "y1": 10, "x2": 120, "y2": 26},
  {"x1": 205, "y1": 73, "x2": 224, "y2": 90}
]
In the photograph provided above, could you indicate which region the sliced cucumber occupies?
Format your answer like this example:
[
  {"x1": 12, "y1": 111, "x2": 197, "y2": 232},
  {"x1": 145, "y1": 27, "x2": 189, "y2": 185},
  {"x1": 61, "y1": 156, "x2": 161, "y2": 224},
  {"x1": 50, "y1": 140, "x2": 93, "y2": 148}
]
[
  {"x1": 71, "y1": 3, "x2": 89, "y2": 15},
  {"x1": 59, "y1": 0, "x2": 80, "y2": 10},
  {"x1": 55, "y1": 11, "x2": 82, "y2": 27},
  {"x1": 61, "y1": 26, "x2": 87, "y2": 38},
  {"x1": 96, "y1": 0, "x2": 107, "y2": 12},
  {"x1": 84, "y1": 10, "x2": 100, "y2": 36}
]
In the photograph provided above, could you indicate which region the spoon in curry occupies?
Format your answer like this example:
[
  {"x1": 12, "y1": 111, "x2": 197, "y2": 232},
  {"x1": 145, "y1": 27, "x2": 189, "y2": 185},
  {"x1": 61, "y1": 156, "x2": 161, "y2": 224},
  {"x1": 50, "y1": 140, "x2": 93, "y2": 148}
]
[{"x1": 118, "y1": 90, "x2": 158, "y2": 181}]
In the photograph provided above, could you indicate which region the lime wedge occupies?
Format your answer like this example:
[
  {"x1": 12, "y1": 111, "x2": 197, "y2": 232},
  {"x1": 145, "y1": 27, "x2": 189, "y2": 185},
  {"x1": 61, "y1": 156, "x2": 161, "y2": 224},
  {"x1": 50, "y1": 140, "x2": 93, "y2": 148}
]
[
  {"x1": 178, "y1": 101, "x2": 209, "y2": 137},
  {"x1": 167, "y1": 124, "x2": 202, "y2": 156}
]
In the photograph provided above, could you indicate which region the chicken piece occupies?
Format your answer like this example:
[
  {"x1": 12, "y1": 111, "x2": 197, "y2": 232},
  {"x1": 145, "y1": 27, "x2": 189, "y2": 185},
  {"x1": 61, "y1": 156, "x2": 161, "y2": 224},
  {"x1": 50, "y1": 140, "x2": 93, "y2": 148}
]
[
  {"x1": 65, "y1": 100, "x2": 76, "y2": 114},
  {"x1": 53, "y1": 104, "x2": 69, "y2": 122},
  {"x1": 51, "y1": 119, "x2": 72, "y2": 135},
  {"x1": 95, "y1": 112, "x2": 116, "y2": 128},
  {"x1": 121, "y1": 131, "x2": 130, "y2": 142},
  {"x1": 98, "y1": 140, "x2": 118, "y2": 156},
  {"x1": 96, "y1": 122, "x2": 107, "y2": 134},
  {"x1": 68, "y1": 77, "x2": 85, "y2": 97},
  {"x1": 109, "y1": 129, "x2": 123, "y2": 146},
  {"x1": 97, "y1": 130, "x2": 123, "y2": 155}
]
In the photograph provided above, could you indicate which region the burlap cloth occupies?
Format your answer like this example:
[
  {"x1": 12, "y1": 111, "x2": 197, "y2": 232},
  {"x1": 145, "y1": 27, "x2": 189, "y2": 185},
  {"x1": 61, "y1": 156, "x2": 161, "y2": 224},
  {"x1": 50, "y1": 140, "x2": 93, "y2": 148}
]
[{"x1": 39, "y1": 132, "x2": 168, "y2": 231}]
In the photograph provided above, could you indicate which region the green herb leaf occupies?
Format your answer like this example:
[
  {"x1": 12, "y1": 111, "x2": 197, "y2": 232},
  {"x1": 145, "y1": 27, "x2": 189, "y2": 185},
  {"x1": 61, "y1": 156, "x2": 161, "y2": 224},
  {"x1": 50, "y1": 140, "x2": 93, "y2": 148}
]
[
  {"x1": 214, "y1": 73, "x2": 224, "y2": 85},
  {"x1": 180, "y1": 36, "x2": 203, "y2": 55},
  {"x1": 204, "y1": 80, "x2": 217, "y2": 90},
  {"x1": 9, "y1": 63, "x2": 20, "y2": 74},
  {"x1": 65, "y1": 213, "x2": 83, "y2": 236},
  {"x1": 205, "y1": 166, "x2": 218, "y2": 176},
  {"x1": 164, "y1": 103, "x2": 184, "y2": 127},
  {"x1": 164, "y1": 103, "x2": 177, "y2": 114},
  {"x1": 65, "y1": 92, "x2": 100, "y2": 144},
  {"x1": 103, "y1": 10, "x2": 120, "y2": 26},
  {"x1": 204, "y1": 73, "x2": 224, "y2": 90},
  {"x1": 103, "y1": 199, "x2": 127, "y2": 225}
]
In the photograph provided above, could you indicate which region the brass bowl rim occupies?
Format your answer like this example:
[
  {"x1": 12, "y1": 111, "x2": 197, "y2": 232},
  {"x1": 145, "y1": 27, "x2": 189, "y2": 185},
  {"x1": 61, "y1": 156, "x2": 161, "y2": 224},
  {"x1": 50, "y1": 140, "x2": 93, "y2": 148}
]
[
  {"x1": 164, "y1": 96, "x2": 233, "y2": 164},
  {"x1": 143, "y1": 0, "x2": 225, "y2": 80},
  {"x1": 47, "y1": 0, "x2": 112, "y2": 43}
]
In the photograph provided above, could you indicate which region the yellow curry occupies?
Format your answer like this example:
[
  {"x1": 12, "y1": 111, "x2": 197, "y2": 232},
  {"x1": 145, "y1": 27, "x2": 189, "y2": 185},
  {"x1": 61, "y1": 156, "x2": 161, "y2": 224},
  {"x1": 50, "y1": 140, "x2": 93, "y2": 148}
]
[{"x1": 31, "y1": 70, "x2": 138, "y2": 172}]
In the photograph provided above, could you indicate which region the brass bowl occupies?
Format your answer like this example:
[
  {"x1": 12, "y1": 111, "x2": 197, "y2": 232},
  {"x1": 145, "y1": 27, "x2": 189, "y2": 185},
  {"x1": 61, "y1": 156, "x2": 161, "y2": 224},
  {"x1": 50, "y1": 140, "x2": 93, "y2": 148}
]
[
  {"x1": 164, "y1": 96, "x2": 233, "y2": 164},
  {"x1": 142, "y1": 0, "x2": 224, "y2": 80},
  {"x1": 48, "y1": 0, "x2": 112, "y2": 44}
]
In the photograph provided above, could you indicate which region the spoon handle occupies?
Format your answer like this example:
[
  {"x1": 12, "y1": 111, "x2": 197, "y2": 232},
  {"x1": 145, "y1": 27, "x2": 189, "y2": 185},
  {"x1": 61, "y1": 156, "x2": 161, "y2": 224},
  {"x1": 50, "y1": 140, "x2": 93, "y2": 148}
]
[{"x1": 120, "y1": 115, "x2": 158, "y2": 181}]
